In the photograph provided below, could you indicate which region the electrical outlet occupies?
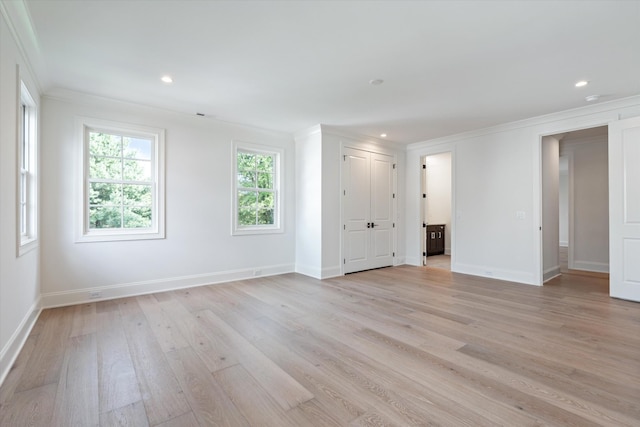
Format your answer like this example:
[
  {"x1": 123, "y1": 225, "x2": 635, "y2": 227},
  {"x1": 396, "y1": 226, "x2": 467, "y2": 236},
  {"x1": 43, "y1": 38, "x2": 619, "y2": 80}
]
[{"x1": 88, "y1": 291, "x2": 102, "y2": 299}]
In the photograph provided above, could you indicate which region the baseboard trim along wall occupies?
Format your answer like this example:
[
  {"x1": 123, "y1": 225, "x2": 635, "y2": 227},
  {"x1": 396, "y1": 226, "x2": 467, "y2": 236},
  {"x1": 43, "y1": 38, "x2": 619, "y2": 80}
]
[
  {"x1": 0, "y1": 299, "x2": 41, "y2": 388},
  {"x1": 543, "y1": 266, "x2": 562, "y2": 282},
  {"x1": 572, "y1": 260, "x2": 609, "y2": 273},
  {"x1": 40, "y1": 263, "x2": 295, "y2": 309},
  {"x1": 454, "y1": 263, "x2": 538, "y2": 286}
]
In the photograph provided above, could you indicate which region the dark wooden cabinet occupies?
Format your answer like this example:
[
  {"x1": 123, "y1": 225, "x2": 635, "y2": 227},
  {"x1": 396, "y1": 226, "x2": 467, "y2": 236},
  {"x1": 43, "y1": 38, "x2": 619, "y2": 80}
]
[{"x1": 426, "y1": 224, "x2": 445, "y2": 256}]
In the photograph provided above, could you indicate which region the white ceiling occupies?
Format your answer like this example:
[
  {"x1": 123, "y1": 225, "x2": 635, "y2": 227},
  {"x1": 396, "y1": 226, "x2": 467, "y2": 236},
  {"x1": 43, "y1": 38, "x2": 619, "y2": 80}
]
[{"x1": 16, "y1": 0, "x2": 640, "y2": 144}]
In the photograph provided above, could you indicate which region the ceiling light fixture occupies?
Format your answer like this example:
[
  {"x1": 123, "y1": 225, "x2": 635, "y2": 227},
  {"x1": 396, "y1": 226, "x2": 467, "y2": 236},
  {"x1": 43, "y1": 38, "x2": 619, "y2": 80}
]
[
  {"x1": 575, "y1": 80, "x2": 588, "y2": 87},
  {"x1": 369, "y1": 79, "x2": 384, "y2": 86},
  {"x1": 380, "y1": 133, "x2": 387, "y2": 138},
  {"x1": 585, "y1": 95, "x2": 600, "y2": 102},
  {"x1": 161, "y1": 75, "x2": 173, "y2": 83}
]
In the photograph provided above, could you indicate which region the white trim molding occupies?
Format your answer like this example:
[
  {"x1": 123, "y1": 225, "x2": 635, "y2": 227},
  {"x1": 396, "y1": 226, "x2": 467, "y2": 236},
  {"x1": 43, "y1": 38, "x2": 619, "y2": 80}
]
[
  {"x1": 0, "y1": 299, "x2": 41, "y2": 387},
  {"x1": 40, "y1": 264, "x2": 295, "y2": 309}
]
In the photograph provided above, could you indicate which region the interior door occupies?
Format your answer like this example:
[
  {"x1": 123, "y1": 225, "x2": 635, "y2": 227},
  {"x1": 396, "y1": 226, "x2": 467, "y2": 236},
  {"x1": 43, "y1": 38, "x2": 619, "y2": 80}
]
[
  {"x1": 343, "y1": 148, "x2": 371, "y2": 274},
  {"x1": 369, "y1": 152, "x2": 394, "y2": 269},
  {"x1": 343, "y1": 148, "x2": 394, "y2": 274},
  {"x1": 609, "y1": 117, "x2": 640, "y2": 301}
]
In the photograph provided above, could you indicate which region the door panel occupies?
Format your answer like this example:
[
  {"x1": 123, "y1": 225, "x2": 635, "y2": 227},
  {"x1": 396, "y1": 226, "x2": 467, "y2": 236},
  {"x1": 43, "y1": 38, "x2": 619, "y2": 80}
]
[
  {"x1": 609, "y1": 117, "x2": 640, "y2": 301},
  {"x1": 343, "y1": 148, "x2": 394, "y2": 273},
  {"x1": 370, "y1": 153, "x2": 394, "y2": 268}
]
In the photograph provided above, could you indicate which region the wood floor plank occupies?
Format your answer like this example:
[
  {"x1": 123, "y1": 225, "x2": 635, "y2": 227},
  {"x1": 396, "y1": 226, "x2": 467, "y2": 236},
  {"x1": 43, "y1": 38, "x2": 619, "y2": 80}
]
[
  {"x1": 15, "y1": 306, "x2": 74, "y2": 392},
  {"x1": 213, "y1": 364, "x2": 299, "y2": 427},
  {"x1": 160, "y1": 297, "x2": 240, "y2": 372},
  {"x1": 137, "y1": 294, "x2": 190, "y2": 353},
  {"x1": 165, "y1": 347, "x2": 249, "y2": 426},
  {"x1": 120, "y1": 311, "x2": 191, "y2": 426},
  {"x1": 51, "y1": 334, "x2": 99, "y2": 427},
  {"x1": 100, "y1": 401, "x2": 149, "y2": 427},
  {"x1": 96, "y1": 309, "x2": 142, "y2": 413},
  {"x1": 196, "y1": 309, "x2": 315, "y2": 410},
  {"x1": 154, "y1": 411, "x2": 201, "y2": 427},
  {"x1": 69, "y1": 302, "x2": 97, "y2": 337},
  {"x1": 0, "y1": 383, "x2": 57, "y2": 427},
  {"x1": 0, "y1": 334, "x2": 36, "y2": 407}
]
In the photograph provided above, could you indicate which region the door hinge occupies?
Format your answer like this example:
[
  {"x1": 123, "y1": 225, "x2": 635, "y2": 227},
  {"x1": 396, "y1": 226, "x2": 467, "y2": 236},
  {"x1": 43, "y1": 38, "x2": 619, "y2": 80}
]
[
  {"x1": 422, "y1": 164, "x2": 426, "y2": 169},
  {"x1": 423, "y1": 194, "x2": 426, "y2": 198},
  {"x1": 343, "y1": 155, "x2": 346, "y2": 161},
  {"x1": 343, "y1": 190, "x2": 346, "y2": 195},
  {"x1": 393, "y1": 223, "x2": 395, "y2": 228},
  {"x1": 393, "y1": 163, "x2": 396, "y2": 169},
  {"x1": 343, "y1": 224, "x2": 346, "y2": 230},
  {"x1": 393, "y1": 252, "x2": 395, "y2": 257},
  {"x1": 422, "y1": 251, "x2": 426, "y2": 257},
  {"x1": 343, "y1": 259, "x2": 346, "y2": 264},
  {"x1": 422, "y1": 222, "x2": 426, "y2": 228},
  {"x1": 392, "y1": 193, "x2": 395, "y2": 199}
]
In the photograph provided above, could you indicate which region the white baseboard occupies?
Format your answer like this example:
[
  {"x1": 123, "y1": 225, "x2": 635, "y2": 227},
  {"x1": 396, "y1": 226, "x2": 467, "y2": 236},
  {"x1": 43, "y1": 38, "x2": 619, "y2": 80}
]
[
  {"x1": 572, "y1": 260, "x2": 609, "y2": 273},
  {"x1": 295, "y1": 263, "x2": 322, "y2": 279},
  {"x1": 0, "y1": 299, "x2": 41, "y2": 387},
  {"x1": 40, "y1": 264, "x2": 295, "y2": 308},
  {"x1": 321, "y1": 266, "x2": 342, "y2": 279},
  {"x1": 394, "y1": 256, "x2": 406, "y2": 266},
  {"x1": 453, "y1": 263, "x2": 538, "y2": 286},
  {"x1": 543, "y1": 265, "x2": 562, "y2": 282},
  {"x1": 445, "y1": 248, "x2": 451, "y2": 255},
  {"x1": 404, "y1": 255, "x2": 422, "y2": 266}
]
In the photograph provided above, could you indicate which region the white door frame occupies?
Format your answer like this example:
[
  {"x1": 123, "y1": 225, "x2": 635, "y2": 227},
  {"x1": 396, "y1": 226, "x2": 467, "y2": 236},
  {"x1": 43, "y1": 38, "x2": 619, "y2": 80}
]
[
  {"x1": 418, "y1": 147, "x2": 456, "y2": 269},
  {"x1": 535, "y1": 120, "x2": 614, "y2": 286}
]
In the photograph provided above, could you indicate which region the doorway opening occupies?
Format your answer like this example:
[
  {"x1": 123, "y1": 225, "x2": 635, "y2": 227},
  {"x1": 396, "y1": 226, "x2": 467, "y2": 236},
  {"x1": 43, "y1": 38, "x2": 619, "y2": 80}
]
[
  {"x1": 541, "y1": 126, "x2": 609, "y2": 290},
  {"x1": 421, "y1": 152, "x2": 452, "y2": 271}
]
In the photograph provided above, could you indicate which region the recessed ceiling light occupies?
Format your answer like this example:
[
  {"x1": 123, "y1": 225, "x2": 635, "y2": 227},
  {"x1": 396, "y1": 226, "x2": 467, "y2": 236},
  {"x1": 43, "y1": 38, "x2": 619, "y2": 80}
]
[
  {"x1": 369, "y1": 79, "x2": 384, "y2": 86},
  {"x1": 161, "y1": 75, "x2": 173, "y2": 83},
  {"x1": 575, "y1": 80, "x2": 588, "y2": 87},
  {"x1": 380, "y1": 133, "x2": 387, "y2": 138},
  {"x1": 585, "y1": 94, "x2": 600, "y2": 102}
]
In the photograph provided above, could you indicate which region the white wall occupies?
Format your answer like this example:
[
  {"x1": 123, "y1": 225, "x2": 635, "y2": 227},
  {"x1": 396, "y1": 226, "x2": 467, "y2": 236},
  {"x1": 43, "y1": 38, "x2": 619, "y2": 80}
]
[
  {"x1": 405, "y1": 96, "x2": 640, "y2": 285},
  {"x1": 541, "y1": 136, "x2": 560, "y2": 281},
  {"x1": 39, "y1": 90, "x2": 296, "y2": 307},
  {"x1": 425, "y1": 152, "x2": 452, "y2": 254},
  {"x1": 562, "y1": 133, "x2": 609, "y2": 272},
  {"x1": 0, "y1": 11, "x2": 41, "y2": 385},
  {"x1": 294, "y1": 126, "x2": 322, "y2": 277}
]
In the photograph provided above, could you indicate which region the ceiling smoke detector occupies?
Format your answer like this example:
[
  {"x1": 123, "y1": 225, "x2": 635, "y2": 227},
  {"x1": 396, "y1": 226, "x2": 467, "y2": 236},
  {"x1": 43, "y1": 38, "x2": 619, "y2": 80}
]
[{"x1": 369, "y1": 79, "x2": 384, "y2": 86}]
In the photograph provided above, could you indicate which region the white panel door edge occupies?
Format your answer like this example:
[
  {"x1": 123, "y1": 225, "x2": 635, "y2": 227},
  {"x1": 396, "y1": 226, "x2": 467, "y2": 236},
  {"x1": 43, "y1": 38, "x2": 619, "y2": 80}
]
[{"x1": 609, "y1": 116, "x2": 640, "y2": 302}]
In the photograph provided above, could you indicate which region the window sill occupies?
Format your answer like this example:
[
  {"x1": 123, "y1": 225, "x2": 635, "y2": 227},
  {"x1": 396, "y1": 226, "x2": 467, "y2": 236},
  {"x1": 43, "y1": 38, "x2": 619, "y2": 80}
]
[
  {"x1": 232, "y1": 226, "x2": 283, "y2": 236},
  {"x1": 18, "y1": 238, "x2": 38, "y2": 257},
  {"x1": 77, "y1": 229, "x2": 165, "y2": 243}
]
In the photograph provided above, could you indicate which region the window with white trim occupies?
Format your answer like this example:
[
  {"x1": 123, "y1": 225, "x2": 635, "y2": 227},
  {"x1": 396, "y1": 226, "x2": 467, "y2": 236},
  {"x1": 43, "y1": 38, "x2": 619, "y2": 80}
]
[
  {"x1": 232, "y1": 142, "x2": 282, "y2": 235},
  {"x1": 17, "y1": 81, "x2": 38, "y2": 255},
  {"x1": 79, "y1": 118, "x2": 165, "y2": 242}
]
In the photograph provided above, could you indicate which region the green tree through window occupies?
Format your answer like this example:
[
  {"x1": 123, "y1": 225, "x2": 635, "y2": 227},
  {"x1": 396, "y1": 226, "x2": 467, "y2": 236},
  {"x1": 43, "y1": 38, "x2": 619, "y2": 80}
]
[
  {"x1": 88, "y1": 131, "x2": 153, "y2": 229},
  {"x1": 237, "y1": 150, "x2": 275, "y2": 226}
]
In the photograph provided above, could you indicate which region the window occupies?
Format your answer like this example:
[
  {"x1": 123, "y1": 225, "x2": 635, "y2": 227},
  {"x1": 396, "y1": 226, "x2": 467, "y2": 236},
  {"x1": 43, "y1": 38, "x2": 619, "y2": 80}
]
[
  {"x1": 78, "y1": 118, "x2": 165, "y2": 242},
  {"x1": 18, "y1": 81, "x2": 38, "y2": 255},
  {"x1": 232, "y1": 142, "x2": 282, "y2": 235}
]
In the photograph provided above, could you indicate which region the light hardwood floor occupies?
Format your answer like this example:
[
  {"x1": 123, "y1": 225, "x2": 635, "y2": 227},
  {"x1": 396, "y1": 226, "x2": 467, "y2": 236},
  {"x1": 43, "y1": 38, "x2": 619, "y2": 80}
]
[{"x1": 1, "y1": 266, "x2": 638, "y2": 426}]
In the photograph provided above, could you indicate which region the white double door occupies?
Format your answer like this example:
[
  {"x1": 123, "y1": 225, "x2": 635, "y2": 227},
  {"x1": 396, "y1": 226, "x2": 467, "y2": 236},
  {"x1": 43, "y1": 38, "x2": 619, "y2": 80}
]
[{"x1": 343, "y1": 148, "x2": 394, "y2": 274}]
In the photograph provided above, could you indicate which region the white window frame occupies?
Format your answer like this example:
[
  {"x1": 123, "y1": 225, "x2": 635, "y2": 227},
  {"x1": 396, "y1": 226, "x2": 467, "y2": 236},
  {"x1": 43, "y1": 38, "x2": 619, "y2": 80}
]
[
  {"x1": 17, "y1": 79, "x2": 38, "y2": 256},
  {"x1": 232, "y1": 141, "x2": 283, "y2": 235},
  {"x1": 77, "y1": 117, "x2": 165, "y2": 242}
]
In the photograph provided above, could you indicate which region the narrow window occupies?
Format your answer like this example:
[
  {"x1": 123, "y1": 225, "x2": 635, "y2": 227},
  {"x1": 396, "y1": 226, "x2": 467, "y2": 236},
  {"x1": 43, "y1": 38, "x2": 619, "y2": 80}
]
[
  {"x1": 18, "y1": 81, "x2": 38, "y2": 255},
  {"x1": 232, "y1": 142, "x2": 283, "y2": 235}
]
